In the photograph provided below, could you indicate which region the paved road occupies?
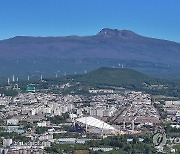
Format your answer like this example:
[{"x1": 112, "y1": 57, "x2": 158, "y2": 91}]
[{"x1": 108, "y1": 106, "x2": 127, "y2": 123}]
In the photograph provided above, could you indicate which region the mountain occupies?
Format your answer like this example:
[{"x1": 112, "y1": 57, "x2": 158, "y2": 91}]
[
  {"x1": 73, "y1": 67, "x2": 180, "y2": 98},
  {"x1": 0, "y1": 28, "x2": 180, "y2": 81},
  {"x1": 75, "y1": 67, "x2": 162, "y2": 88}
]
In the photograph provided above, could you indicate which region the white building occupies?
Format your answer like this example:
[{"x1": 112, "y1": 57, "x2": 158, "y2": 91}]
[
  {"x1": 7, "y1": 119, "x2": 19, "y2": 125},
  {"x1": 3, "y1": 139, "x2": 13, "y2": 147},
  {"x1": 165, "y1": 101, "x2": 180, "y2": 107}
]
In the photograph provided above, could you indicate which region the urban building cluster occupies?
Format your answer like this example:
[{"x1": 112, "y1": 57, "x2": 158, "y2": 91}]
[
  {"x1": 164, "y1": 100, "x2": 180, "y2": 122},
  {"x1": 0, "y1": 83, "x2": 177, "y2": 153}
]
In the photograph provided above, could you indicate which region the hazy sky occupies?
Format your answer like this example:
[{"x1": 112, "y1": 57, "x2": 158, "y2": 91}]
[{"x1": 0, "y1": 0, "x2": 180, "y2": 42}]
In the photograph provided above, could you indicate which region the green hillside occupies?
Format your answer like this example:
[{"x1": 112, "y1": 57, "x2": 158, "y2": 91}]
[
  {"x1": 75, "y1": 67, "x2": 162, "y2": 88},
  {"x1": 4, "y1": 67, "x2": 179, "y2": 99}
]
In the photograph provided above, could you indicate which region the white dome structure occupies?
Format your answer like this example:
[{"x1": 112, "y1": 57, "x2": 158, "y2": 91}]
[{"x1": 76, "y1": 116, "x2": 115, "y2": 131}]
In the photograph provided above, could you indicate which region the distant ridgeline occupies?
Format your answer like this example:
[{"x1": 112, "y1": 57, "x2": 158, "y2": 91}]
[{"x1": 0, "y1": 28, "x2": 180, "y2": 81}]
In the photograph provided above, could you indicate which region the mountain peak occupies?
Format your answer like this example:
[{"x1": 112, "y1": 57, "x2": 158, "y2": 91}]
[{"x1": 97, "y1": 28, "x2": 140, "y2": 38}]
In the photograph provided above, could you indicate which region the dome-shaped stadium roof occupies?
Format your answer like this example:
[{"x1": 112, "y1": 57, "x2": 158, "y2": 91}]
[{"x1": 76, "y1": 116, "x2": 115, "y2": 130}]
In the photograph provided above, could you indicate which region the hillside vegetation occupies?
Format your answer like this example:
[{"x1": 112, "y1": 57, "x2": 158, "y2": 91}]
[{"x1": 76, "y1": 67, "x2": 162, "y2": 88}]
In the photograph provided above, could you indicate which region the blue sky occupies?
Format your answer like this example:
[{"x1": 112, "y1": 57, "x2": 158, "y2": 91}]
[{"x1": 0, "y1": 0, "x2": 180, "y2": 42}]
